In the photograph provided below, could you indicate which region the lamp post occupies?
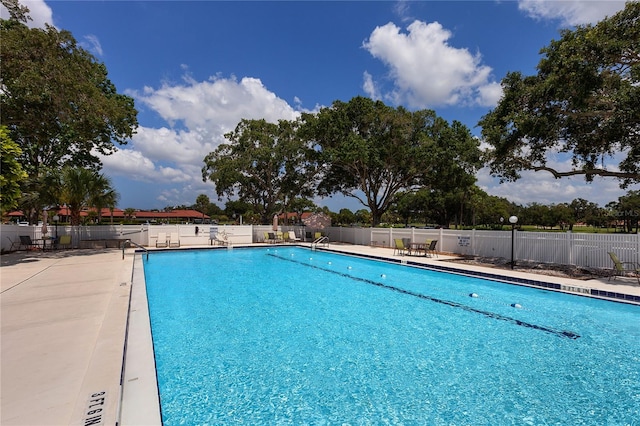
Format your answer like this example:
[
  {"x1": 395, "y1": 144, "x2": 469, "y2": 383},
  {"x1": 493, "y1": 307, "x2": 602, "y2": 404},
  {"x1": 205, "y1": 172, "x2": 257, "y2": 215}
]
[{"x1": 509, "y1": 215, "x2": 518, "y2": 269}]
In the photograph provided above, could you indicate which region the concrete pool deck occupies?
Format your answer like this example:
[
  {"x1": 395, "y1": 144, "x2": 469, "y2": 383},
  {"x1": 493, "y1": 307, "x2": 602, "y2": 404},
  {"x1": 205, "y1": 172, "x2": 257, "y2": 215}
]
[{"x1": 1, "y1": 244, "x2": 639, "y2": 425}]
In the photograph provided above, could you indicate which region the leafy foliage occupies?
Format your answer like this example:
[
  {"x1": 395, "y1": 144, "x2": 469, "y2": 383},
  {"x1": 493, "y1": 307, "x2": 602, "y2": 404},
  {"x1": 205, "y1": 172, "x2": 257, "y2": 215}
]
[
  {"x1": 479, "y1": 2, "x2": 640, "y2": 187},
  {"x1": 46, "y1": 167, "x2": 119, "y2": 226},
  {"x1": 0, "y1": 125, "x2": 27, "y2": 214},
  {"x1": 1, "y1": 20, "x2": 138, "y2": 176},
  {"x1": 302, "y1": 96, "x2": 482, "y2": 225},
  {"x1": 202, "y1": 119, "x2": 316, "y2": 223}
]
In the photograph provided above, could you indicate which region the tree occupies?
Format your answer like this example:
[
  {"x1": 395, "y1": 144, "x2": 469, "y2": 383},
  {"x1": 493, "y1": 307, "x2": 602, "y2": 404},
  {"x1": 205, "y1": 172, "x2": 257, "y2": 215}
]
[
  {"x1": 46, "y1": 167, "x2": 119, "y2": 226},
  {"x1": 473, "y1": 192, "x2": 513, "y2": 229},
  {"x1": 195, "y1": 194, "x2": 210, "y2": 221},
  {"x1": 124, "y1": 208, "x2": 136, "y2": 222},
  {"x1": 92, "y1": 184, "x2": 119, "y2": 224},
  {"x1": 354, "y1": 209, "x2": 372, "y2": 226},
  {"x1": 568, "y1": 198, "x2": 601, "y2": 228},
  {"x1": 614, "y1": 190, "x2": 640, "y2": 233},
  {"x1": 479, "y1": 2, "x2": 640, "y2": 187},
  {"x1": 550, "y1": 203, "x2": 575, "y2": 230},
  {"x1": 302, "y1": 96, "x2": 482, "y2": 226},
  {"x1": 1, "y1": 13, "x2": 138, "y2": 220},
  {"x1": 335, "y1": 208, "x2": 356, "y2": 226},
  {"x1": 1, "y1": 0, "x2": 31, "y2": 24},
  {"x1": 202, "y1": 119, "x2": 316, "y2": 224},
  {"x1": 0, "y1": 125, "x2": 27, "y2": 214}
]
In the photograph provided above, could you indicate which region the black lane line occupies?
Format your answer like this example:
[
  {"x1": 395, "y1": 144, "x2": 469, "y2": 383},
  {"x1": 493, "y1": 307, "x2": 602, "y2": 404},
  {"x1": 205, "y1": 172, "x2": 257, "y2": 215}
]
[{"x1": 268, "y1": 253, "x2": 580, "y2": 340}]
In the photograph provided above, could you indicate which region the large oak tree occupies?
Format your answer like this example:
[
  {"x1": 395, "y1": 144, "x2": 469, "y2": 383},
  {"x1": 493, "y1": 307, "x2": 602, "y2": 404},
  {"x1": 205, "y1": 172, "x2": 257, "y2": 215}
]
[
  {"x1": 302, "y1": 96, "x2": 481, "y2": 226},
  {"x1": 202, "y1": 119, "x2": 316, "y2": 224},
  {"x1": 1, "y1": 6, "x2": 137, "y2": 220},
  {"x1": 479, "y1": 2, "x2": 640, "y2": 188}
]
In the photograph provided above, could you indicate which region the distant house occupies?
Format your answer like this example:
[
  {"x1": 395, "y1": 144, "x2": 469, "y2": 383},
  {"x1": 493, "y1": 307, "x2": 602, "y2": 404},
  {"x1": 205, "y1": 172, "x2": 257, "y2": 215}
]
[{"x1": 5, "y1": 208, "x2": 209, "y2": 224}]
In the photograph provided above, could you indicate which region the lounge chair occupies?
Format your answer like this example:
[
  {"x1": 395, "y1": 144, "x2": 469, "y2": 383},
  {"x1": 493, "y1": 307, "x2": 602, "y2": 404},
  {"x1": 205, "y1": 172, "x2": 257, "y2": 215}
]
[
  {"x1": 608, "y1": 252, "x2": 640, "y2": 284},
  {"x1": 6, "y1": 236, "x2": 21, "y2": 251},
  {"x1": 18, "y1": 235, "x2": 43, "y2": 251},
  {"x1": 169, "y1": 232, "x2": 180, "y2": 247},
  {"x1": 426, "y1": 240, "x2": 438, "y2": 258},
  {"x1": 287, "y1": 230, "x2": 301, "y2": 242},
  {"x1": 393, "y1": 238, "x2": 407, "y2": 256},
  {"x1": 214, "y1": 232, "x2": 229, "y2": 246},
  {"x1": 57, "y1": 234, "x2": 72, "y2": 249},
  {"x1": 269, "y1": 232, "x2": 284, "y2": 244},
  {"x1": 156, "y1": 232, "x2": 168, "y2": 248}
]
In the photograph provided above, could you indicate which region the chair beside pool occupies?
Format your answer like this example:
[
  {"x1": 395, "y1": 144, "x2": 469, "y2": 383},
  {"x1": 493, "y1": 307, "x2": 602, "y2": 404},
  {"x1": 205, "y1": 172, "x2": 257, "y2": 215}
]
[
  {"x1": 156, "y1": 232, "x2": 168, "y2": 248},
  {"x1": 57, "y1": 234, "x2": 72, "y2": 249},
  {"x1": 393, "y1": 238, "x2": 408, "y2": 256},
  {"x1": 214, "y1": 233, "x2": 229, "y2": 246},
  {"x1": 287, "y1": 230, "x2": 301, "y2": 242},
  {"x1": 608, "y1": 252, "x2": 640, "y2": 284},
  {"x1": 426, "y1": 240, "x2": 438, "y2": 258},
  {"x1": 169, "y1": 232, "x2": 180, "y2": 247}
]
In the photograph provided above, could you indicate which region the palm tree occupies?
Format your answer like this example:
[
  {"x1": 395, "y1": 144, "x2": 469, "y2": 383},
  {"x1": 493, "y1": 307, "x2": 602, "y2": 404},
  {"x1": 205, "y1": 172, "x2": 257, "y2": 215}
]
[
  {"x1": 55, "y1": 167, "x2": 119, "y2": 226},
  {"x1": 92, "y1": 185, "x2": 119, "y2": 224}
]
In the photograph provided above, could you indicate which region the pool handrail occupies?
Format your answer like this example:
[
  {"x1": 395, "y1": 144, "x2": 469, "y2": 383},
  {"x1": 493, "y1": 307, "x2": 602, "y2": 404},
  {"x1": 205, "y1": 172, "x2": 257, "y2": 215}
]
[{"x1": 123, "y1": 239, "x2": 149, "y2": 260}]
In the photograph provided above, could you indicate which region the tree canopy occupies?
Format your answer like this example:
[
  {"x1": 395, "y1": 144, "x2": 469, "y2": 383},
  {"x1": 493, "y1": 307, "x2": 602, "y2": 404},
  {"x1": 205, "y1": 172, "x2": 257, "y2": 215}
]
[
  {"x1": 0, "y1": 126, "x2": 27, "y2": 214},
  {"x1": 1, "y1": 19, "x2": 138, "y2": 177},
  {"x1": 202, "y1": 119, "x2": 316, "y2": 223},
  {"x1": 479, "y1": 2, "x2": 640, "y2": 187},
  {"x1": 302, "y1": 96, "x2": 482, "y2": 226},
  {"x1": 1, "y1": 9, "x2": 137, "y2": 221},
  {"x1": 42, "y1": 167, "x2": 119, "y2": 226}
]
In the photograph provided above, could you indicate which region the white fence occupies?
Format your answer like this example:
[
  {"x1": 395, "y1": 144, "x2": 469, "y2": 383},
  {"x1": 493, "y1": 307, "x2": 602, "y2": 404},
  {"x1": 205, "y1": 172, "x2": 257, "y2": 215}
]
[
  {"x1": 358, "y1": 227, "x2": 638, "y2": 270},
  {"x1": 2, "y1": 224, "x2": 637, "y2": 270},
  {"x1": 1, "y1": 224, "x2": 149, "y2": 250},
  {"x1": 147, "y1": 224, "x2": 254, "y2": 246}
]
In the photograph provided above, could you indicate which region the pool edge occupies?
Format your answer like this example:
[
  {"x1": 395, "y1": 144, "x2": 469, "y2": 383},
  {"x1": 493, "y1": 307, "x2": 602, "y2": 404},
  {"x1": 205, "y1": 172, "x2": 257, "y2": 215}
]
[{"x1": 119, "y1": 254, "x2": 162, "y2": 425}]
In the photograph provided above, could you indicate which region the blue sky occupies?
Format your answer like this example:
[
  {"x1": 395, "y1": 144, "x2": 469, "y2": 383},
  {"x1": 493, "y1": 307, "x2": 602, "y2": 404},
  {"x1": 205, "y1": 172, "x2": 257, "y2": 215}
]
[{"x1": 7, "y1": 0, "x2": 636, "y2": 212}]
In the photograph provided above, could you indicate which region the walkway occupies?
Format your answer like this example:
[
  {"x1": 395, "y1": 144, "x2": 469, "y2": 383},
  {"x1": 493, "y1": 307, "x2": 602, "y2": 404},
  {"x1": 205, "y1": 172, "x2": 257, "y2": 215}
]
[{"x1": 1, "y1": 244, "x2": 638, "y2": 425}]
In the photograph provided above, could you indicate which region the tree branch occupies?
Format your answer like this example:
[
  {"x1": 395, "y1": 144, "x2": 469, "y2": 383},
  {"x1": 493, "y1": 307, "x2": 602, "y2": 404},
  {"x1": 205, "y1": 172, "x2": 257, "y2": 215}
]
[{"x1": 531, "y1": 165, "x2": 639, "y2": 180}]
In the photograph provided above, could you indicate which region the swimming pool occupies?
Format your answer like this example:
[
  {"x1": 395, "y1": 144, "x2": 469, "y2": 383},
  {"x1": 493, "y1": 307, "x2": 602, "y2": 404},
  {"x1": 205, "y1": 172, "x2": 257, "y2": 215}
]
[{"x1": 144, "y1": 247, "x2": 640, "y2": 425}]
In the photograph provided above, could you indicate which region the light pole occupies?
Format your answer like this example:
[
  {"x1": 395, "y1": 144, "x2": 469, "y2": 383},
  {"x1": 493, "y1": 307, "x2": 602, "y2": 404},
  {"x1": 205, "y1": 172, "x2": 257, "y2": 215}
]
[{"x1": 509, "y1": 215, "x2": 518, "y2": 269}]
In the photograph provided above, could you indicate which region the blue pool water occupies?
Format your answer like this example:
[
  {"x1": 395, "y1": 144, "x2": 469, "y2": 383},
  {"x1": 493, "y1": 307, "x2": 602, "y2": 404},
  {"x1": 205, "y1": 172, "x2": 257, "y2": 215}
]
[{"x1": 144, "y1": 247, "x2": 640, "y2": 425}]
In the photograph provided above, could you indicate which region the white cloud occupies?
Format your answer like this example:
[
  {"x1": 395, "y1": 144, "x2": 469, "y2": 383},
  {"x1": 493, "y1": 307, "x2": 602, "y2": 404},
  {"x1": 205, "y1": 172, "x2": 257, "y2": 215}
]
[
  {"x1": 393, "y1": 0, "x2": 414, "y2": 23},
  {"x1": 476, "y1": 82, "x2": 503, "y2": 107},
  {"x1": 133, "y1": 75, "x2": 299, "y2": 132},
  {"x1": 362, "y1": 71, "x2": 381, "y2": 101},
  {"x1": 100, "y1": 148, "x2": 158, "y2": 182},
  {"x1": 476, "y1": 149, "x2": 640, "y2": 207},
  {"x1": 479, "y1": 168, "x2": 638, "y2": 207},
  {"x1": 81, "y1": 34, "x2": 103, "y2": 57},
  {"x1": 518, "y1": 0, "x2": 627, "y2": 26},
  {"x1": 101, "y1": 74, "x2": 302, "y2": 207},
  {"x1": 363, "y1": 20, "x2": 501, "y2": 109}
]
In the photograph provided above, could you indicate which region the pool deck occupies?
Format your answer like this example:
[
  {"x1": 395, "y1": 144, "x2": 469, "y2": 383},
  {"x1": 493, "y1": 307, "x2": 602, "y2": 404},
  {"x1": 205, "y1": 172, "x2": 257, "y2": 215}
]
[{"x1": 1, "y1": 244, "x2": 639, "y2": 425}]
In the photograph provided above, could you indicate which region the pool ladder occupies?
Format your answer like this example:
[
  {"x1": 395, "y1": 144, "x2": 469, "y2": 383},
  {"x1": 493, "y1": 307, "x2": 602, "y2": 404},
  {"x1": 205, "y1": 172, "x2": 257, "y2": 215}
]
[
  {"x1": 311, "y1": 236, "x2": 329, "y2": 250},
  {"x1": 122, "y1": 239, "x2": 149, "y2": 260}
]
